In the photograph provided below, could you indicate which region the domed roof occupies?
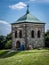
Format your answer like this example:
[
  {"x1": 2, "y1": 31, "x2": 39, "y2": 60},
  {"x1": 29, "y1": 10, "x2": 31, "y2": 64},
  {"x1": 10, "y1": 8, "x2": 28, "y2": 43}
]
[
  {"x1": 13, "y1": 5, "x2": 44, "y2": 24},
  {"x1": 17, "y1": 13, "x2": 40, "y2": 22},
  {"x1": 16, "y1": 5, "x2": 41, "y2": 23}
]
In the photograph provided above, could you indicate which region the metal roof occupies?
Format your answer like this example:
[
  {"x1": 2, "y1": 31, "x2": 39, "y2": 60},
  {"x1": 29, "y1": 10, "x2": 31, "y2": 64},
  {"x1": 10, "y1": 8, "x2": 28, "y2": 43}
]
[
  {"x1": 12, "y1": 5, "x2": 45, "y2": 24},
  {"x1": 16, "y1": 13, "x2": 40, "y2": 23}
]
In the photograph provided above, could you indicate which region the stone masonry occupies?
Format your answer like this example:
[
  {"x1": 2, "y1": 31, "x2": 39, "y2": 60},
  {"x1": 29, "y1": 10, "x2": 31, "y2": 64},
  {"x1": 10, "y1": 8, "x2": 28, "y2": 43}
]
[{"x1": 12, "y1": 22, "x2": 45, "y2": 50}]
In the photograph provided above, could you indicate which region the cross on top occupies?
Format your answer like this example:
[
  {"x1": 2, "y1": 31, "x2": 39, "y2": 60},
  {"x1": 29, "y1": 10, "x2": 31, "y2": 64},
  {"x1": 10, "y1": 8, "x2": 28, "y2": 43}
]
[{"x1": 26, "y1": 4, "x2": 29, "y2": 14}]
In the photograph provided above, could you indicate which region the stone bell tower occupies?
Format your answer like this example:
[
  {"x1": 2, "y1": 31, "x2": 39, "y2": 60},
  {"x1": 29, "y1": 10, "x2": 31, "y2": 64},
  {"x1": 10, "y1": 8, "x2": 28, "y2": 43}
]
[{"x1": 11, "y1": 4, "x2": 45, "y2": 50}]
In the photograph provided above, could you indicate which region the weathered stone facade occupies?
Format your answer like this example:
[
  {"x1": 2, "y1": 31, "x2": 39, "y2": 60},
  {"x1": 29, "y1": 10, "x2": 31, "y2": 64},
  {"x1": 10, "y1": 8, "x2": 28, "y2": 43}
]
[{"x1": 12, "y1": 22, "x2": 45, "y2": 50}]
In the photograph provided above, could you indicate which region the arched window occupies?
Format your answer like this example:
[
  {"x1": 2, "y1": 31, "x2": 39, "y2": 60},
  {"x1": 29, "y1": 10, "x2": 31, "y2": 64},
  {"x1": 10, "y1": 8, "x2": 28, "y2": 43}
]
[
  {"x1": 19, "y1": 30, "x2": 22, "y2": 38},
  {"x1": 37, "y1": 30, "x2": 40, "y2": 38},
  {"x1": 31, "y1": 30, "x2": 34, "y2": 38},
  {"x1": 15, "y1": 31, "x2": 17, "y2": 38}
]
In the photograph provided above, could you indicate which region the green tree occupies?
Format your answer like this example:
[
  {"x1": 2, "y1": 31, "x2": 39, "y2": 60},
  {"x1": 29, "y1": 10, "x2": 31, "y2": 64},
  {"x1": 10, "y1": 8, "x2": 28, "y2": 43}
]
[
  {"x1": 45, "y1": 30, "x2": 49, "y2": 47},
  {"x1": 0, "y1": 33, "x2": 12, "y2": 49},
  {"x1": 5, "y1": 33, "x2": 12, "y2": 49},
  {"x1": 0, "y1": 35, "x2": 6, "y2": 49},
  {"x1": 5, "y1": 40, "x2": 12, "y2": 49},
  {"x1": 6, "y1": 33, "x2": 12, "y2": 41}
]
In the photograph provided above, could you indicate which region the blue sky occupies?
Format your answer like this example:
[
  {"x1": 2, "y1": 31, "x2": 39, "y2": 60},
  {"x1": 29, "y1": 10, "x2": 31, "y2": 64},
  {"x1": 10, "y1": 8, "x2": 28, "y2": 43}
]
[{"x1": 0, "y1": 0, "x2": 49, "y2": 35}]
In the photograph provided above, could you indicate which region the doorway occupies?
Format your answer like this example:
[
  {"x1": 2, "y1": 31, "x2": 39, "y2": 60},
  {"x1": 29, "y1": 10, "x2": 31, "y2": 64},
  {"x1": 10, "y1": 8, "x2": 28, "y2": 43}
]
[{"x1": 16, "y1": 41, "x2": 20, "y2": 50}]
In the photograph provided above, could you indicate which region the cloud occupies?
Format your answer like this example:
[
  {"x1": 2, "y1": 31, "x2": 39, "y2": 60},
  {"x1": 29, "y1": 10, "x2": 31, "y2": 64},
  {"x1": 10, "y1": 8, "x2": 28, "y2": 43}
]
[
  {"x1": 0, "y1": 20, "x2": 11, "y2": 36},
  {"x1": 9, "y1": 2, "x2": 27, "y2": 10},
  {"x1": 0, "y1": 20, "x2": 11, "y2": 27},
  {"x1": 30, "y1": 0, "x2": 36, "y2": 2},
  {"x1": 30, "y1": 0, "x2": 49, "y2": 3}
]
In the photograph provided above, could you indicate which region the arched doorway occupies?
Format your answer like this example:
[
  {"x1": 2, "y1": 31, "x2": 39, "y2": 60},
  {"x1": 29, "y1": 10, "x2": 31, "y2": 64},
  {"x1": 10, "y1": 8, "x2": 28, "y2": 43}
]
[{"x1": 16, "y1": 41, "x2": 20, "y2": 50}]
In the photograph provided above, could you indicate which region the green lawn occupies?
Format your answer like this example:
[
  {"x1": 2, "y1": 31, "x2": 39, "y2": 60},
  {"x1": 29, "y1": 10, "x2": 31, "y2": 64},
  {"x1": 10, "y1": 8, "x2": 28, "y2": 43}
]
[{"x1": 0, "y1": 49, "x2": 49, "y2": 65}]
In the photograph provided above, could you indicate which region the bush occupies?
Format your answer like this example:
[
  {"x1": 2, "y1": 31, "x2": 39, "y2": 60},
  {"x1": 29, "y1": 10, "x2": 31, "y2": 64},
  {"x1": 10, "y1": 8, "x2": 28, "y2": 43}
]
[
  {"x1": 5, "y1": 40, "x2": 12, "y2": 49},
  {"x1": 45, "y1": 30, "x2": 49, "y2": 48}
]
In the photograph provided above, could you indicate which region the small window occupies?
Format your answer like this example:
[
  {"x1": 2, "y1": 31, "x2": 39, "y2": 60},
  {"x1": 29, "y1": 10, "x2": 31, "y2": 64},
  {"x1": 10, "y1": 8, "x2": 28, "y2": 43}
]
[
  {"x1": 19, "y1": 30, "x2": 22, "y2": 38},
  {"x1": 37, "y1": 30, "x2": 40, "y2": 38},
  {"x1": 15, "y1": 31, "x2": 17, "y2": 38},
  {"x1": 31, "y1": 30, "x2": 34, "y2": 38}
]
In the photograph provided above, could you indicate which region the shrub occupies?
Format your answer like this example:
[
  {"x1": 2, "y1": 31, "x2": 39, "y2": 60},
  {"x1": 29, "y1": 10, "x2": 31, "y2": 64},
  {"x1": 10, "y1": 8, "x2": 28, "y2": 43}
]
[{"x1": 5, "y1": 40, "x2": 12, "y2": 49}]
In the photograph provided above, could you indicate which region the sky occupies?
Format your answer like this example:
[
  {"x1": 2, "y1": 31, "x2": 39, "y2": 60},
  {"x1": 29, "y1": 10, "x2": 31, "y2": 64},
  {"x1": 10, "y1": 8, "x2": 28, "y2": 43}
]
[{"x1": 0, "y1": 0, "x2": 49, "y2": 35}]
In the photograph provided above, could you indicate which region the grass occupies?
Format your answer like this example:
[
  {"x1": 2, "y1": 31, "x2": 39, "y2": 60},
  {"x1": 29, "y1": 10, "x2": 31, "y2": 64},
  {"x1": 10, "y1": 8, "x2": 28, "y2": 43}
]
[{"x1": 0, "y1": 49, "x2": 49, "y2": 65}]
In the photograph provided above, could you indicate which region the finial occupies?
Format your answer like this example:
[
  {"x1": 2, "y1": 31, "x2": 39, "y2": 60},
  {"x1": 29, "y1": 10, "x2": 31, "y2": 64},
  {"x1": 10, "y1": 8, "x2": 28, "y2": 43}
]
[{"x1": 26, "y1": 4, "x2": 29, "y2": 14}]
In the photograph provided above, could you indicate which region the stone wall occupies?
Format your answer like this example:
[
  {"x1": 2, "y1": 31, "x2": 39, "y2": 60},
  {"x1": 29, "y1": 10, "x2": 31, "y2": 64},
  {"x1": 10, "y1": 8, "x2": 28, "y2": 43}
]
[{"x1": 12, "y1": 23, "x2": 45, "y2": 50}]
